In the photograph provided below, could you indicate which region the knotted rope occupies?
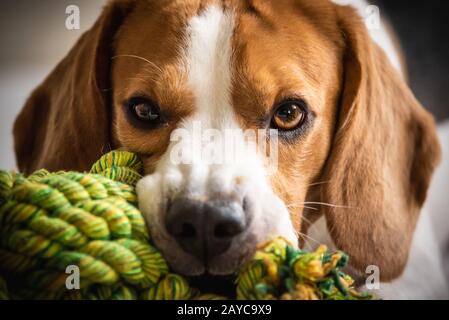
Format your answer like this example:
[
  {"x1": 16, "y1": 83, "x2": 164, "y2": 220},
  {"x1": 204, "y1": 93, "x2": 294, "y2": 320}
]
[{"x1": 0, "y1": 151, "x2": 373, "y2": 300}]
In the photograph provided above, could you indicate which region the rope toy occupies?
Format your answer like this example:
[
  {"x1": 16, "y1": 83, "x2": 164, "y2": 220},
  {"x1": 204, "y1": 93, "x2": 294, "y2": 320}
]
[{"x1": 0, "y1": 151, "x2": 373, "y2": 300}]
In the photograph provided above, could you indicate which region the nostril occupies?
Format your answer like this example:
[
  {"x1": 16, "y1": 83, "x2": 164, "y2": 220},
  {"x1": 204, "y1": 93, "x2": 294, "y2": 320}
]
[
  {"x1": 178, "y1": 223, "x2": 196, "y2": 238},
  {"x1": 214, "y1": 223, "x2": 232, "y2": 238},
  {"x1": 213, "y1": 219, "x2": 244, "y2": 239},
  {"x1": 165, "y1": 198, "x2": 202, "y2": 241}
]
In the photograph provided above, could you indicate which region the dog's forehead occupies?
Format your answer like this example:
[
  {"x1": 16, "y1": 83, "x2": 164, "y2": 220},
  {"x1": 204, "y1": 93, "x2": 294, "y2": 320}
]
[
  {"x1": 115, "y1": 0, "x2": 341, "y2": 70},
  {"x1": 113, "y1": 0, "x2": 342, "y2": 119}
]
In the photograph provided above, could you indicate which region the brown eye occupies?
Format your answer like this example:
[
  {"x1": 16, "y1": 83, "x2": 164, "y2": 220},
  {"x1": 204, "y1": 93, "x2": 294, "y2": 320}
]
[
  {"x1": 128, "y1": 98, "x2": 160, "y2": 122},
  {"x1": 272, "y1": 101, "x2": 306, "y2": 131}
]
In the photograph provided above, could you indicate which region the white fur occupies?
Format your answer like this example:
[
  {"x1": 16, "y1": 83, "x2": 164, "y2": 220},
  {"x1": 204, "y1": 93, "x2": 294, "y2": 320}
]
[
  {"x1": 137, "y1": 5, "x2": 296, "y2": 276},
  {"x1": 332, "y1": 0, "x2": 403, "y2": 73}
]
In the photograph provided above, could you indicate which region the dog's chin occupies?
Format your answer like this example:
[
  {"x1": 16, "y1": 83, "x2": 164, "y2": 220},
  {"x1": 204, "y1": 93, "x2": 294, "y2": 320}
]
[
  {"x1": 149, "y1": 223, "x2": 296, "y2": 278},
  {"x1": 162, "y1": 245, "x2": 254, "y2": 277},
  {"x1": 150, "y1": 230, "x2": 258, "y2": 277},
  {"x1": 165, "y1": 256, "x2": 240, "y2": 277},
  {"x1": 168, "y1": 259, "x2": 206, "y2": 277}
]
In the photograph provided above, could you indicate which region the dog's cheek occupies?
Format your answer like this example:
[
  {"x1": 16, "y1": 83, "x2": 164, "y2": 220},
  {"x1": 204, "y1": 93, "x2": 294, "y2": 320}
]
[
  {"x1": 269, "y1": 172, "x2": 307, "y2": 231},
  {"x1": 246, "y1": 189, "x2": 298, "y2": 248},
  {"x1": 136, "y1": 173, "x2": 164, "y2": 229},
  {"x1": 263, "y1": 195, "x2": 298, "y2": 247}
]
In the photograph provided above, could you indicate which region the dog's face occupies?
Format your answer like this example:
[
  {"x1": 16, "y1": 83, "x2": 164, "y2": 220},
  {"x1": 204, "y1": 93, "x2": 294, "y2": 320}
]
[
  {"x1": 14, "y1": 0, "x2": 441, "y2": 281},
  {"x1": 111, "y1": 0, "x2": 341, "y2": 276}
]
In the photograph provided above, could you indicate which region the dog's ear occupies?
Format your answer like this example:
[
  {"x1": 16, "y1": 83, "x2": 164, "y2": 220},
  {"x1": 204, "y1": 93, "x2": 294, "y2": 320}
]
[
  {"x1": 320, "y1": 5, "x2": 441, "y2": 281},
  {"x1": 13, "y1": 0, "x2": 135, "y2": 174}
]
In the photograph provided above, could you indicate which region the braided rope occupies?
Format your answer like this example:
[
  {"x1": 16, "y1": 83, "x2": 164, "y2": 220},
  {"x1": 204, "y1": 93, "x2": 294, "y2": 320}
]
[{"x1": 0, "y1": 151, "x2": 373, "y2": 300}]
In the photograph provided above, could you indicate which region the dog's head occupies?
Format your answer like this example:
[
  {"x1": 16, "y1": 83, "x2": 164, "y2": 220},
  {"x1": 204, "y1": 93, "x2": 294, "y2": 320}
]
[{"x1": 14, "y1": 0, "x2": 441, "y2": 281}]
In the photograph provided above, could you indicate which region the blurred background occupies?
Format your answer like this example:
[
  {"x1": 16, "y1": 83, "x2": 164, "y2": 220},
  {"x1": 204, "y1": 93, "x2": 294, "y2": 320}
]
[
  {"x1": 377, "y1": 0, "x2": 449, "y2": 121},
  {"x1": 0, "y1": 0, "x2": 106, "y2": 170},
  {"x1": 0, "y1": 0, "x2": 448, "y2": 286}
]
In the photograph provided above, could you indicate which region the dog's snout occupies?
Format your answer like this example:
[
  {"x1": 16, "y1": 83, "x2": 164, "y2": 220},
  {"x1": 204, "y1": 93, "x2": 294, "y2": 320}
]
[{"x1": 165, "y1": 198, "x2": 246, "y2": 262}]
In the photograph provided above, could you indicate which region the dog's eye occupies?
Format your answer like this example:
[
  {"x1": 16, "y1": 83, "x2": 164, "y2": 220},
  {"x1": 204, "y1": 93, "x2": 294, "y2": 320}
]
[
  {"x1": 271, "y1": 101, "x2": 306, "y2": 131},
  {"x1": 128, "y1": 98, "x2": 160, "y2": 123}
]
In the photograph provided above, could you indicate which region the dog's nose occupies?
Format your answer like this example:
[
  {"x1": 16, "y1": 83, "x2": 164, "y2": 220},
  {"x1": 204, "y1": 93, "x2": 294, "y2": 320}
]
[{"x1": 165, "y1": 198, "x2": 246, "y2": 261}]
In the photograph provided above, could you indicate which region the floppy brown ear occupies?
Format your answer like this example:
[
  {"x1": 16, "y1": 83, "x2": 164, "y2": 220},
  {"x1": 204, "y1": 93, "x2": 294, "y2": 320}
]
[
  {"x1": 13, "y1": 0, "x2": 135, "y2": 174},
  {"x1": 320, "y1": 5, "x2": 442, "y2": 281}
]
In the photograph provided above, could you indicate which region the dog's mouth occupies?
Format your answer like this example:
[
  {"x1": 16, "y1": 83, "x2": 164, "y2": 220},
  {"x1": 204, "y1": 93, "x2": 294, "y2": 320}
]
[{"x1": 188, "y1": 273, "x2": 237, "y2": 298}]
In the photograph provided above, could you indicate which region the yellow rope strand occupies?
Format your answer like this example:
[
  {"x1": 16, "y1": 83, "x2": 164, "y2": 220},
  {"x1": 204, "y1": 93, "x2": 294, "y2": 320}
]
[{"x1": 0, "y1": 151, "x2": 374, "y2": 300}]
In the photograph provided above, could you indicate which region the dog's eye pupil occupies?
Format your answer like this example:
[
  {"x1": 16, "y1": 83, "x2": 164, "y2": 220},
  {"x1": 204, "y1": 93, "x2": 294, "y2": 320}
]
[
  {"x1": 133, "y1": 103, "x2": 160, "y2": 122},
  {"x1": 272, "y1": 102, "x2": 305, "y2": 131}
]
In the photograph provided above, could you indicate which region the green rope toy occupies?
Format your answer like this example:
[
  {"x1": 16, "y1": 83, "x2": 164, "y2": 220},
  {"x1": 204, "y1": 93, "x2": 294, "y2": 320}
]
[{"x1": 0, "y1": 151, "x2": 373, "y2": 300}]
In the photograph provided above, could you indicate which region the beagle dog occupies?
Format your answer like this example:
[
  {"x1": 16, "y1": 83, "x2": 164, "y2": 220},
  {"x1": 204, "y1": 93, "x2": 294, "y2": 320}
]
[{"x1": 13, "y1": 0, "x2": 445, "y2": 298}]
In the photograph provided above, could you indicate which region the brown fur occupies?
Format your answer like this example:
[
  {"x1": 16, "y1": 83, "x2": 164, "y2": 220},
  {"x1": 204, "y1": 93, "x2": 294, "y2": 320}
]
[
  {"x1": 315, "y1": 5, "x2": 442, "y2": 280},
  {"x1": 14, "y1": 0, "x2": 441, "y2": 281}
]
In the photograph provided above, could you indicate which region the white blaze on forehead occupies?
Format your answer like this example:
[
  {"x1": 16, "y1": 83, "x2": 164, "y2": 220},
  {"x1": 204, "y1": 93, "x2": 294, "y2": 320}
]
[
  {"x1": 173, "y1": 4, "x2": 246, "y2": 195},
  {"x1": 185, "y1": 5, "x2": 237, "y2": 129}
]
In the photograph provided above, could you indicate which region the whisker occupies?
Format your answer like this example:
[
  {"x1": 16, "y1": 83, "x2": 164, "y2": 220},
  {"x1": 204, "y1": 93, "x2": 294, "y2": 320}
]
[
  {"x1": 300, "y1": 215, "x2": 321, "y2": 234},
  {"x1": 125, "y1": 77, "x2": 153, "y2": 85},
  {"x1": 307, "y1": 180, "x2": 331, "y2": 187},
  {"x1": 112, "y1": 54, "x2": 164, "y2": 74},
  {"x1": 298, "y1": 231, "x2": 321, "y2": 246},
  {"x1": 285, "y1": 204, "x2": 318, "y2": 211},
  {"x1": 303, "y1": 201, "x2": 355, "y2": 209}
]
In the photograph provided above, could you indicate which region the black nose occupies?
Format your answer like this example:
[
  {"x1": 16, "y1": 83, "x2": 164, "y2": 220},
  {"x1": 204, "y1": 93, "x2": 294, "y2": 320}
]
[{"x1": 165, "y1": 198, "x2": 246, "y2": 261}]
